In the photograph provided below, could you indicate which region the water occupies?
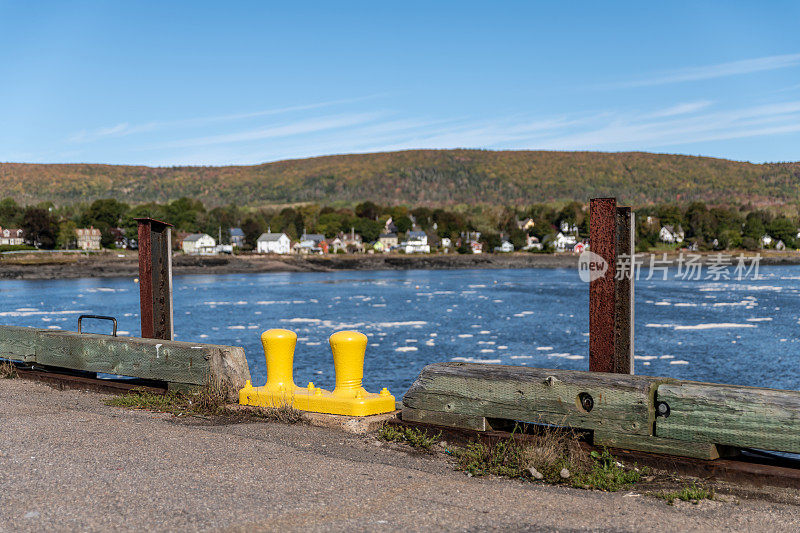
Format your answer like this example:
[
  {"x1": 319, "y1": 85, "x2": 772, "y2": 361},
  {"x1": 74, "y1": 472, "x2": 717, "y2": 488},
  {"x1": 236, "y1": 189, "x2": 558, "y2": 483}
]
[{"x1": 1, "y1": 267, "x2": 799, "y2": 394}]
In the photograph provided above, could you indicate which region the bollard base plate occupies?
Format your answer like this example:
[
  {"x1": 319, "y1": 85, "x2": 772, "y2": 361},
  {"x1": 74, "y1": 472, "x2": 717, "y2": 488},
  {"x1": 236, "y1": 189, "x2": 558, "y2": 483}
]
[{"x1": 239, "y1": 383, "x2": 396, "y2": 417}]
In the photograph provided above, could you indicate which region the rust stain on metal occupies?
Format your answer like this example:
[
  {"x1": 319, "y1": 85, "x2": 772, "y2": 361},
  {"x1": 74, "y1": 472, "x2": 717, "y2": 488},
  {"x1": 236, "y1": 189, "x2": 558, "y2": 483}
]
[
  {"x1": 136, "y1": 218, "x2": 174, "y2": 340},
  {"x1": 589, "y1": 198, "x2": 617, "y2": 373}
]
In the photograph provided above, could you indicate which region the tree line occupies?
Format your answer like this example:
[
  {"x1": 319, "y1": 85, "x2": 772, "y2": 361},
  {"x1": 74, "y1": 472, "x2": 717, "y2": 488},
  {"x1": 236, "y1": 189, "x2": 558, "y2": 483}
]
[{"x1": 0, "y1": 196, "x2": 797, "y2": 252}]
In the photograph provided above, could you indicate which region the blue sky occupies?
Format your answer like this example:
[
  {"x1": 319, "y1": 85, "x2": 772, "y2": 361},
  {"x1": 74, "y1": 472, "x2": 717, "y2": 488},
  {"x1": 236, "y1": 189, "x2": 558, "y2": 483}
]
[{"x1": 1, "y1": 1, "x2": 799, "y2": 166}]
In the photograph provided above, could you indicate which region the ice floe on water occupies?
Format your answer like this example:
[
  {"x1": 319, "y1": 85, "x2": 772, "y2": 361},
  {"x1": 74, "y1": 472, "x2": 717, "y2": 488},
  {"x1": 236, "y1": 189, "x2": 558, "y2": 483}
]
[
  {"x1": 374, "y1": 321, "x2": 427, "y2": 327},
  {"x1": 0, "y1": 309, "x2": 88, "y2": 317},
  {"x1": 535, "y1": 346, "x2": 553, "y2": 351},
  {"x1": 457, "y1": 334, "x2": 473, "y2": 338},
  {"x1": 396, "y1": 346, "x2": 418, "y2": 352},
  {"x1": 674, "y1": 323, "x2": 756, "y2": 330},
  {"x1": 670, "y1": 360, "x2": 690, "y2": 365},
  {"x1": 228, "y1": 325, "x2": 246, "y2": 330},
  {"x1": 451, "y1": 357, "x2": 501, "y2": 363},
  {"x1": 479, "y1": 349, "x2": 495, "y2": 353},
  {"x1": 510, "y1": 355, "x2": 533, "y2": 359},
  {"x1": 547, "y1": 353, "x2": 585, "y2": 360},
  {"x1": 746, "y1": 317, "x2": 772, "y2": 322}
]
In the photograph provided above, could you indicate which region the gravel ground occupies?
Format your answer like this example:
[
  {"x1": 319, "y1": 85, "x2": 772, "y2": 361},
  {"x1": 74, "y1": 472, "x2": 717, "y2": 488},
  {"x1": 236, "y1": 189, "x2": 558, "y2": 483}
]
[{"x1": 1, "y1": 378, "x2": 799, "y2": 532}]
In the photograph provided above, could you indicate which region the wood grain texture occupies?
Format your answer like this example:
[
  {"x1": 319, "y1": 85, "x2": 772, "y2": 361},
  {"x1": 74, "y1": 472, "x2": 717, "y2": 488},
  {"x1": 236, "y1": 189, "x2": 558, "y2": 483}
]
[
  {"x1": 0, "y1": 326, "x2": 250, "y2": 400},
  {"x1": 657, "y1": 382, "x2": 800, "y2": 454},
  {"x1": 402, "y1": 406, "x2": 490, "y2": 431},
  {"x1": 593, "y1": 430, "x2": 729, "y2": 460},
  {"x1": 0, "y1": 325, "x2": 39, "y2": 362},
  {"x1": 403, "y1": 363, "x2": 673, "y2": 436}
]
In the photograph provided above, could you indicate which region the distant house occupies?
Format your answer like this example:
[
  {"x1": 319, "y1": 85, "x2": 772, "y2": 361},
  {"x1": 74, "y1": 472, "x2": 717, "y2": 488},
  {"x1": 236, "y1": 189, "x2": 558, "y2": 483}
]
[
  {"x1": 470, "y1": 241, "x2": 483, "y2": 254},
  {"x1": 560, "y1": 220, "x2": 579, "y2": 234},
  {"x1": 544, "y1": 232, "x2": 577, "y2": 252},
  {"x1": 294, "y1": 233, "x2": 325, "y2": 254},
  {"x1": 229, "y1": 228, "x2": 245, "y2": 248},
  {"x1": 342, "y1": 229, "x2": 364, "y2": 253},
  {"x1": 378, "y1": 233, "x2": 398, "y2": 251},
  {"x1": 256, "y1": 232, "x2": 291, "y2": 254},
  {"x1": 659, "y1": 225, "x2": 685, "y2": 244},
  {"x1": 573, "y1": 242, "x2": 587, "y2": 254},
  {"x1": 494, "y1": 240, "x2": 514, "y2": 253},
  {"x1": 110, "y1": 227, "x2": 130, "y2": 249},
  {"x1": 760, "y1": 234, "x2": 773, "y2": 248},
  {"x1": 181, "y1": 233, "x2": 216, "y2": 255},
  {"x1": 402, "y1": 231, "x2": 430, "y2": 254},
  {"x1": 516, "y1": 218, "x2": 535, "y2": 231},
  {"x1": 523, "y1": 235, "x2": 542, "y2": 251},
  {"x1": 0, "y1": 227, "x2": 24, "y2": 246},
  {"x1": 440, "y1": 237, "x2": 452, "y2": 250},
  {"x1": 75, "y1": 227, "x2": 102, "y2": 250},
  {"x1": 776, "y1": 239, "x2": 786, "y2": 251},
  {"x1": 384, "y1": 217, "x2": 398, "y2": 234}
]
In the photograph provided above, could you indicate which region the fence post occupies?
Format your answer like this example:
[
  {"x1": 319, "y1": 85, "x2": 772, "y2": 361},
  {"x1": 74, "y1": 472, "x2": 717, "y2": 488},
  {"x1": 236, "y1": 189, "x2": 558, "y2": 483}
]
[
  {"x1": 135, "y1": 218, "x2": 174, "y2": 340},
  {"x1": 589, "y1": 198, "x2": 635, "y2": 373},
  {"x1": 614, "y1": 206, "x2": 634, "y2": 374}
]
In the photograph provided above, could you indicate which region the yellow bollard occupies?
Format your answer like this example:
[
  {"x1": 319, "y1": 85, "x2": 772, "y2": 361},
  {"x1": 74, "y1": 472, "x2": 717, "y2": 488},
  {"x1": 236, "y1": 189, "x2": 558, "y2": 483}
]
[
  {"x1": 330, "y1": 330, "x2": 368, "y2": 398},
  {"x1": 300, "y1": 330, "x2": 395, "y2": 416},
  {"x1": 239, "y1": 328, "x2": 318, "y2": 408},
  {"x1": 239, "y1": 328, "x2": 395, "y2": 416},
  {"x1": 263, "y1": 329, "x2": 297, "y2": 393}
]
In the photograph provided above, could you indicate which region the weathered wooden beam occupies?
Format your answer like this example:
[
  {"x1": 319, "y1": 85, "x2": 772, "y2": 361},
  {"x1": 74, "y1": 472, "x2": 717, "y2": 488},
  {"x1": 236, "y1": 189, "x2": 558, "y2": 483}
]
[
  {"x1": 593, "y1": 430, "x2": 733, "y2": 460},
  {"x1": 0, "y1": 326, "x2": 250, "y2": 401},
  {"x1": 402, "y1": 405, "x2": 491, "y2": 431},
  {"x1": 657, "y1": 382, "x2": 800, "y2": 454},
  {"x1": 0, "y1": 325, "x2": 37, "y2": 362},
  {"x1": 403, "y1": 362, "x2": 672, "y2": 436}
]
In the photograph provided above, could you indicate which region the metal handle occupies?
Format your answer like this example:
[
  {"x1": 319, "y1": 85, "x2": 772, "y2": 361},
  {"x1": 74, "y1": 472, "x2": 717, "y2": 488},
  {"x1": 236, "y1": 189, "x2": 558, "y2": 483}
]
[{"x1": 78, "y1": 315, "x2": 118, "y2": 336}]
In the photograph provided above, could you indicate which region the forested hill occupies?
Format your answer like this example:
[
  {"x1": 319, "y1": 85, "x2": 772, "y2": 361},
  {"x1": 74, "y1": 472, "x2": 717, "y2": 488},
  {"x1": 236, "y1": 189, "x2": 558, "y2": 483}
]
[{"x1": 1, "y1": 149, "x2": 799, "y2": 207}]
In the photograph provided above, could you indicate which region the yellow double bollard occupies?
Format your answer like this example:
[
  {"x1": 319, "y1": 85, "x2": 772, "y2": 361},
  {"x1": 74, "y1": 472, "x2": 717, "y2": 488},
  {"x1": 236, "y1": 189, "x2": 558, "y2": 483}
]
[{"x1": 239, "y1": 329, "x2": 396, "y2": 416}]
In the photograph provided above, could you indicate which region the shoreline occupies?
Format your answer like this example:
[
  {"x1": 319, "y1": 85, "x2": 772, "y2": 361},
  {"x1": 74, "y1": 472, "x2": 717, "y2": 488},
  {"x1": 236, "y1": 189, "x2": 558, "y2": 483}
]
[{"x1": 1, "y1": 250, "x2": 799, "y2": 280}]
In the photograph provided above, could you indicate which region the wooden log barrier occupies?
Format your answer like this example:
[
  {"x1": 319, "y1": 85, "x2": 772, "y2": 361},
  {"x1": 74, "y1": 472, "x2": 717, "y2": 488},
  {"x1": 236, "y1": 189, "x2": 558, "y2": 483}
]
[
  {"x1": 0, "y1": 325, "x2": 250, "y2": 401},
  {"x1": 403, "y1": 362, "x2": 800, "y2": 459}
]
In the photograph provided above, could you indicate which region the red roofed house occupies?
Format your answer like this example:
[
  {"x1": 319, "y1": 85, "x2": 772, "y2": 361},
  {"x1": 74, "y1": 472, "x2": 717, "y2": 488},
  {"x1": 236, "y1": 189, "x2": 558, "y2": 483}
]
[
  {"x1": 0, "y1": 227, "x2": 25, "y2": 246},
  {"x1": 75, "y1": 226, "x2": 102, "y2": 250}
]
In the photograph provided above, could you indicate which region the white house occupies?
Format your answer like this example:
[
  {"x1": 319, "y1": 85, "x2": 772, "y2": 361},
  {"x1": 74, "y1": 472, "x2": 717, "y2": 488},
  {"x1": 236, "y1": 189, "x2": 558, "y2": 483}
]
[
  {"x1": 523, "y1": 235, "x2": 542, "y2": 251},
  {"x1": 545, "y1": 232, "x2": 577, "y2": 252},
  {"x1": 182, "y1": 233, "x2": 216, "y2": 255},
  {"x1": 560, "y1": 221, "x2": 579, "y2": 234},
  {"x1": 440, "y1": 237, "x2": 452, "y2": 250},
  {"x1": 0, "y1": 227, "x2": 24, "y2": 246},
  {"x1": 776, "y1": 239, "x2": 786, "y2": 251},
  {"x1": 761, "y1": 234, "x2": 774, "y2": 248},
  {"x1": 494, "y1": 240, "x2": 514, "y2": 253},
  {"x1": 659, "y1": 225, "x2": 685, "y2": 244},
  {"x1": 257, "y1": 232, "x2": 290, "y2": 254},
  {"x1": 470, "y1": 241, "x2": 483, "y2": 254},
  {"x1": 402, "y1": 231, "x2": 430, "y2": 254}
]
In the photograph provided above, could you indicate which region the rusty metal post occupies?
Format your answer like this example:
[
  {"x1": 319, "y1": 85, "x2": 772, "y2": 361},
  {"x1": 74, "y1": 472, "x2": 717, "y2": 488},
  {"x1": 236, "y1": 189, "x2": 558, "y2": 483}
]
[
  {"x1": 589, "y1": 198, "x2": 617, "y2": 372},
  {"x1": 614, "y1": 206, "x2": 634, "y2": 374},
  {"x1": 136, "y1": 218, "x2": 174, "y2": 340},
  {"x1": 589, "y1": 198, "x2": 635, "y2": 374}
]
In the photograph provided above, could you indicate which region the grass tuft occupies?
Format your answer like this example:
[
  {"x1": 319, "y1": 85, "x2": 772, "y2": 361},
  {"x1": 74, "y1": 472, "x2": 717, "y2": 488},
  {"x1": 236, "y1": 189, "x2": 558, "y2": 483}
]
[
  {"x1": 378, "y1": 424, "x2": 441, "y2": 451},
  {"x1": 453, "y1": 426, "x2": 643, "y2": 491},
  {"x1": 0, "y1": 360, "x2": 18, "y2": 379},
  {"x1": 657, "y1": 482, "x2": 715, "y2": 505},
  {"x1": 252, "y1": 401, "x2": 304, "y2": 424}
]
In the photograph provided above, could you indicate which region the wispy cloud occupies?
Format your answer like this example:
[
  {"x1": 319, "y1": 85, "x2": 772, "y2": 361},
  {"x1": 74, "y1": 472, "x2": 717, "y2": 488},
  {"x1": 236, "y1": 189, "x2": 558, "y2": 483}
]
[
  {"x1": 608, "y1": 53, "x2": 800, "y2": 88},
  {"x1": 642, "y1": 101, "x2": 713, "y2": 119},
  {"x1": 66, "y1": 95, "x2": 385, "y2": 144},
  {"x1": 160, "y1": 112, "x2": 386, "y2": 149}
]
